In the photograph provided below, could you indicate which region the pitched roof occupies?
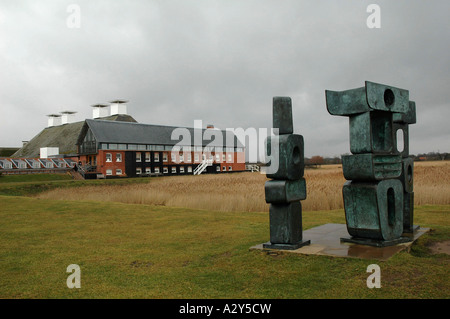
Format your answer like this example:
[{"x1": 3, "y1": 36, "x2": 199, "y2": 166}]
[
  {"x1": 12, "y1": 114, "x2": 137, "y2": 158},
  {"x1": 79, "y1": 119, "x2": 244, "y2": 148}
]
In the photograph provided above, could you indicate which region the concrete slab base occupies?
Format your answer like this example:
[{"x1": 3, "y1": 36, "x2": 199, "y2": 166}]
[
  {"x1": 340, "y1": 236, "x2": 412, "y2": 247},
  {"x1": 263, "y1": 240, "x2": 311, "y2": 250},
  {"x1": 250, "y1": 223, "x2": 429, "y2": 261}
]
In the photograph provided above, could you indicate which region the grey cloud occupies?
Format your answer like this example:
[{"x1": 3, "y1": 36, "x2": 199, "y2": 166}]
[{"x1": 1, "y1": 0, "x2": 449, "y2": 158}]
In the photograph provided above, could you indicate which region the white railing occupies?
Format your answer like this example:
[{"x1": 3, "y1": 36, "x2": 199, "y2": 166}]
[{"x1": 193, "y1": 159, "x2": 213, "y2": 175}]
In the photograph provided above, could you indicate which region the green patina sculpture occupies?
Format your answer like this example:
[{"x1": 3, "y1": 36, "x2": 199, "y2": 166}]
[
  {"x1": 326, "y1": 81, "x2": 418, "y2": 246},
  {"x1": 264, "y1": 97, "x2": 310, "y2": 250}
]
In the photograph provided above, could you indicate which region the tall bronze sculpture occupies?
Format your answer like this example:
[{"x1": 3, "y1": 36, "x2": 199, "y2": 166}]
[
  {"x1": 264, "y1": 97, "x2": 310, "y2": 250},
  {"x1": 326, "y1": 81, "x2": 417, "y2": 246}
]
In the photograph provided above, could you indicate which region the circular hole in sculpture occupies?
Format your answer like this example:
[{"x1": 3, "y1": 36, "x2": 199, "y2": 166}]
[
  {"x1": 387, "y1": 187, "x2": 396, "y2": 226},
  {"x1": 407, "y1": 164, "x2": 413, "y2": 183},
  {"x1": 396, "y1": 129, "x2": 404, "y2": 153},
  {"x1": 384, "y1": 89, "x2": 395, "y2": 108},
  {"x1": 292, "y1": 146, "x2": 300, "y2": 165}
]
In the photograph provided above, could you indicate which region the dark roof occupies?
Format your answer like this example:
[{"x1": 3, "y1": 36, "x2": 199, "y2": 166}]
[
  {"x1": 12, "y1": 114, "x2": 138, "y2": 158},
  {"x1": 78, "y1": 119, "x2": 244, "y2": 148}
]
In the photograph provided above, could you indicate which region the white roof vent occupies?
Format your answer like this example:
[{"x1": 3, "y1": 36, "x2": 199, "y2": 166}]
[
  {"x1": 47, "y1": 114, "x2": 62, "y2": 127},
  {"x1": 60, "y1": 111, "x2": 77, "y2": 125},
  {"x1": 91, "y1": 104, "x2": 110, "y2": 119},
  {"x1": 109, "y1": 100, "x2": 128, "y2": 115}
]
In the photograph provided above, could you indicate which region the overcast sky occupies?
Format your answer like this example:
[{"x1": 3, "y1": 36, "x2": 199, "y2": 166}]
[{"x1": 1, "y1": 0, "x2": 449, "y2": 157}]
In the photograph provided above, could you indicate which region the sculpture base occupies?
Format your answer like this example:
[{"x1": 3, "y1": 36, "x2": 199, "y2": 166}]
[
  {"x1": 402, "y1": 224, "x2": 421, "y2": 235},
  {"x1": 251, "y1": 224, "x2": 430, "y2": 260},
  {"x1": 340, "y1": 236, "x2": 412, "y2": 247},
  {"x1": 263, "y1": 240, "x2": 311, "y2": 250}
]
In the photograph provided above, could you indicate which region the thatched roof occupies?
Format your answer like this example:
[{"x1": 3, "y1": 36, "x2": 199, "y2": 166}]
[{"x1": 12, "y1": 114, "x2": 137, "y2": 158}]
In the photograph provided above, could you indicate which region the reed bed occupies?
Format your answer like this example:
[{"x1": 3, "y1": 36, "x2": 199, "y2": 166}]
[{"x1": 36, "y1": 161, "x2": 450, "y2": 212}]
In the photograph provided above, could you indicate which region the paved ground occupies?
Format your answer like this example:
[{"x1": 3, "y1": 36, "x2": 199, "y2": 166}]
[{"x1": 251, "y1": 223, "x2": 430, "y2": 261}]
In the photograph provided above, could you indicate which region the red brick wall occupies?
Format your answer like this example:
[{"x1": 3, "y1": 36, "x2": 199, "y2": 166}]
[{"x1": 98, "y1": 150, "x2": 126, "y2": 177}]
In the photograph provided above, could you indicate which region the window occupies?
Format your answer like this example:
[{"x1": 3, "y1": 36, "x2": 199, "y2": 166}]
[
  {"x1": 171, "y1": 153, "x2": 176, "y2": 162},
  {"x1": 106, "y1": 153, "x2": 112, "y2": 162},
  {"x1": 215, "y1": 154, "x2": 220, "y2": 162},
  {"x1": 187, "y1": 166, "x2": 192, "y2": 173},
  {"x1": 194, "y1": 153, "x2": 200, "y2": 162},
  {"x1": 179, "y1": 154, "x2": 184, "y2": 162},
  {"x1": 116, "y1": 153, "x2": 122, "y2": 162},
  {"x1": 163, "y1": 167, "x2": 168, "y2": 174},
  {"x1": 155, "y1": 167, "x2": 160, "y2": 174},
  {"x1": 154, "y1": 153, "x2": 160, "y2": 162},
  {"x1": 163, "y1": 152, "x2": 168, "y2": 162},
  {"x1": 145, "y1": 152, "x2": 151, "y2": 162},
  {"x1": 227, "y1": 154, "x2": 233, "y2": 162},
  {"x1": 223, "y1": 166, "x2": 226, "y2": 171},
  {"x1": 216, "y1": 166, "x2": 220, "y2": 172},
  {"x1": 136, "y1": 152, "x2": 142, "y2": 162},
  {"x1": 106, "y1": 169, "x2": 113, "y2": 176},
  {"x1": 180, "y1": 167, "x2": 185, "y2": 173},
  {"x1": 187, "y1": 153, "x2": 192, "y2": 162},
  {"x1": 222, "y1": 154, "x2": 226, "y2": 161},
  {"x1": 171, "y1": 167, "x2": 177, "y2": 173},
  {"x1": 136, "y1": 168, "x2": 142, "y2": 175},
  {"x1": 138, "y1": 144, "x2": 146, "y2": 150},
  {"x1": 118, "y1": 144, "x2": 127, "y2": 150},
  {"x1": 128, "y1": 144, "x2": 138, "y2": 150},
  {"x1": 116, "y1": 169, "x2": 122, "y2": 175},
  {"x1": 46, "y1": 162, "x2": 53, "y2": 168},
  {"x1": 109, "y1": 144, "x2": 117, "y2": 150},
  {"x1": 228, "y1": 166, "x2": 232, "y2": 171},
  {"x1": 145, "y1": 167, "x2": 151, "y2": 174}
]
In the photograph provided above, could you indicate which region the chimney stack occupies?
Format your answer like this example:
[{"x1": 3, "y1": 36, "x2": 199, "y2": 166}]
[
  {"x1": 60, "y1": 111, "x2": 77, "y2": 125},
  {"x1": 92, "y1": 104, "x2": 110, "y2": 119},
  {"x1": 109, "y1": 100, "x2": 128, "y2": 115},
  {"x1": 47, "y1": 114, "x2": 62, "y2": 127}
]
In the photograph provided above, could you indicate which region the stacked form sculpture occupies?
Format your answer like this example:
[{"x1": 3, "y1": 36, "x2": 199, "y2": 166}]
[
  {"x1": 325, "y1": 81, "x2": 417, "y2": 246},
  {"x1": 263, "y1": 97, "x2": 310, "y2": 250}
]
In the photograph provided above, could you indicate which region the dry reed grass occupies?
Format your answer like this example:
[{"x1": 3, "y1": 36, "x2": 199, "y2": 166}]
[{"x1": 36, "y1": 161, "x2": 450, "y2": 212}]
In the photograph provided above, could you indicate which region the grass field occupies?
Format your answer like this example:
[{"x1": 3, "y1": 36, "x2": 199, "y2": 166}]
[
  {"x1": 0, "y1": 195, "x2": 448, "y2": 299},
  {"x1": 0, "y1": 163, "x2": 449, "y2": 299}
]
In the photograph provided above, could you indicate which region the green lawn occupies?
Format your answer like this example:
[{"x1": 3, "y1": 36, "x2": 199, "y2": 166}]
[
  {"x1": 0, "y1": 174, "x2": 152, "y2": 196},
  {"x1": 0, "y1": 173, "x2": 73, "y2": 183},
  {"x1": 0, "y1": 195, "x2": 448, "y2": 299}
]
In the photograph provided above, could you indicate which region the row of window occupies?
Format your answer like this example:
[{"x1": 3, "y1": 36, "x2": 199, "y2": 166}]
[
  {"x1": 105, "y1": 165, "x2": 234, "y2": 176},
  {"x1": 100, "y1": 143, "x2": 244, "y2": 153},
  {"x1": 105, "y1": 152, "x2": 234, "y2": 163}
]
